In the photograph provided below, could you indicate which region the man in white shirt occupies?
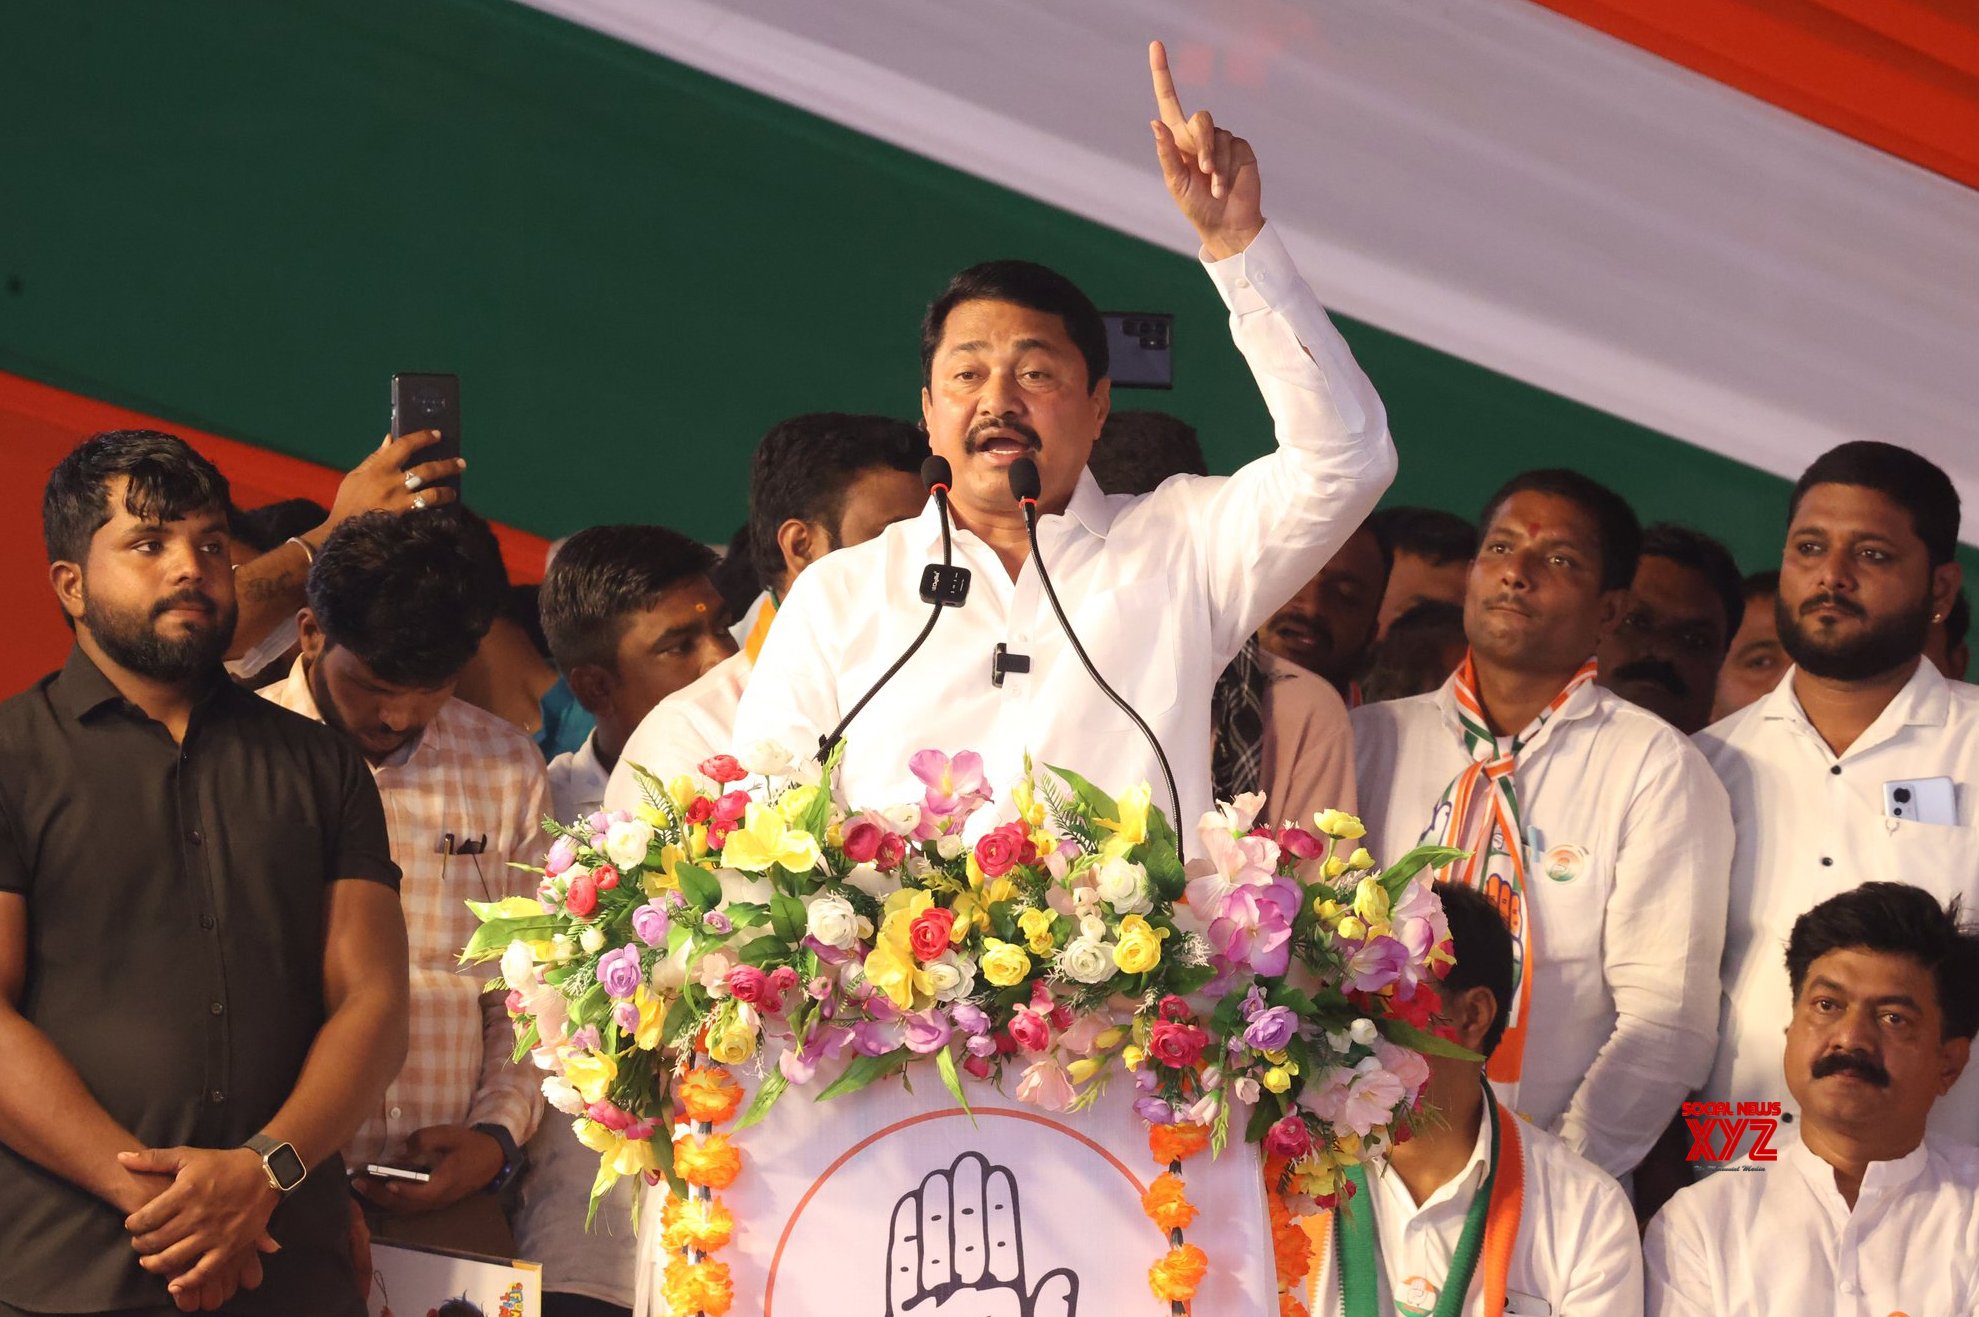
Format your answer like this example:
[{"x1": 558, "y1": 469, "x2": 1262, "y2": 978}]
[
  {"x1": 604, "y1": 414, "x2": 928, "y2": 806},
  {"x1": 1309, "y1": 882, "x2": 1642, "y2": 1315},
  {"x1": 1646, "y1": 882, "x2": 1979, "y2": 1315},
  {"x1": 732, "y1": 44, "x2": 1397, "y2": 831},
  {"x1": 1701, "y1": 441, "x2": 1979, "y2": 1156},
  {"x1": 1351, "y1": 469, "x2": 1733, "y2": 1180}
]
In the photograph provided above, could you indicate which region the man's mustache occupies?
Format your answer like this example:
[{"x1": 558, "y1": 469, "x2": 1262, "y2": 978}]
[
  {"x1": 1801, "y1": 593, "x2": 1866, "y2": 620},
  {"x1": 151, "y1": 589, "x2": 217, "y2": 619},
  {"x1": 963, "y1": 418, "x2": 1042, "y2": 454},
  {"x1": 1812, "y1": 1050, "x2": 1890, "y2": 1087},
  {"x1": 1612, "y1": 657, "x2": 1687, "y2": 697}
]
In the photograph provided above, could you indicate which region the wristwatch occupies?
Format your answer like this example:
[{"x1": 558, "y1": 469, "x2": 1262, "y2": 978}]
[
  {"x1": 474, "y1": 1122, "x2": 524, "y2": 1193},
  {"x1": 243, "y1": 1133, "x2": 307, "y2": 1195}
]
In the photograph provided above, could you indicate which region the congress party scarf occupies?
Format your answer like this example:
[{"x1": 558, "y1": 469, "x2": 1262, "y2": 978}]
[
  {"x1": 1426, "y1": 651, "x2": 1598, "y2": 1084},
  {"x1": 1334, "y1": 1084, "x2": 1525, "y2": 1317}
]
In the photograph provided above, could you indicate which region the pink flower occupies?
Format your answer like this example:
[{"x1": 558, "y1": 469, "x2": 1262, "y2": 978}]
[
  {"x1": 768, "y1": 965, "x2": 800, "y2": 1004},
  {"x1": 1014, "y1": 1059, "x2": 1075, "y2": 1111},
  {"x1": 698, "y1": 754, "x2": 747, "y2": 785},
  {"x1": 712, "y1": 791, "x2": 750, "y2": 825},
  {"x1": 1276, "y1": 827, "x2": 1323, "y2": 861},
  {"x1": 1339, "y1": 1057, "x2": 1408, "y2": 1135},
  {"x1": 909, "y1": 749, "x2": 991, "y2": 838},
  {"x1": 696, "y1": 950, "x2": 735, "y2": 993},
  {"x1": 586, "y1": 1100, "x2": 633, "y2": 1132},
  {"x1": 564, "y1": 874, "x2": 598, "y2": 919},
  {"x1": 1372, "y1": 1038, "x2": 1433, "y2": 1101},
  {"x1": 1148, "y1": 1020, "x2": 1210, "y2": 1069},
  {"x1": 973, "y1": 822, "x2": 1038, "y2": 879},
  {"x1": 1346, "y1": 936, "x2": 1410, "y2": 994},
  {"x1": 842, "y1": 816, "x2": 884, "y2": 864},
  {"x1": 963, "y1": 1054, "x2": 992, "y2": 1080},
  {"x1": 726, "y1": 964, "x2": 771, "y2": 1005},
  {"x1": 1191, "y1": 876, "x2": 1301, "y2": 977},
  {"x1": 874, "y1": 833, "x2": 907, "y2": 870},
  {"x1": 545, "y1": 835, "x2": 579, "y2": 877},
  {"x1": 1263, "y1": 1116, "x2": 1313, "y2": 1159},
  {"x1": 902, "y1": 1010, "x2": 955, "y2": 1055},
  {"x1": 1008, "y1": 1009, "x2": 1052, "y2": 1053},
  {"x1": 593, "y1": 864, "x2": 620, "y2": 892}
]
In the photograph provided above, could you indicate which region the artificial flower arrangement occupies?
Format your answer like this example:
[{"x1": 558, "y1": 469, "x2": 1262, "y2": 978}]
[{"x1": 464, "y1": 743, "x2": 1467, "y2": 1315}]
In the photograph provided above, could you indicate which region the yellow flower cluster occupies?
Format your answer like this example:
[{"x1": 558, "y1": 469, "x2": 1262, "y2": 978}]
[
  {"x1": 980, "y1": 937, "x2": 1032, "y2": 987},
  {"x1": 1113, "y1": 914, "x2": 1166, "y2": 974},
  {"x1": 863, "y1": 890, "x2": 937, "y2": 1009}
]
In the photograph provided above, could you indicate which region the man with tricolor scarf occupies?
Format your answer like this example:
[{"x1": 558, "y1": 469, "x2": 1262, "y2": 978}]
[
  {"x1": 1351, "y1": 470, "x2": 1734, "y2": 1183},
  {"x1": 1307, "y1": 883, "x2": 1643, "y2": 1315}
]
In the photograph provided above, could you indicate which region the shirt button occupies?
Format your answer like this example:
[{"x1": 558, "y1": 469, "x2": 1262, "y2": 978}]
[
  {"x1": 1829, "y1": 765, "x2": 1842, "y2": 776},
  {"x1": 389, "y1": 1106, "x2": 403, "y2": 1120},
  {"x1": 200, "y1": 914, "x2": 216, "y2": 930},
  {"x1": 187, "y1": 830, "x2": 204, "y2": 847},
  {"x1": 209, "y1": 1001, "x2": 225, "y2": 1015},
  {"x1": 1821, "y1": 857, "x2": 1834, "y2": 866},
  {"x1": 1838, "y1": 1280, "x2": 1857, "y2": 1294}
]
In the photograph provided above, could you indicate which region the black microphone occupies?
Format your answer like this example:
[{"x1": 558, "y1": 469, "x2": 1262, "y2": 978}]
[
  {"x1": 1008, "y1": 456, "x2": 1184, "y2": 864},
  {"x1": 815, "y1": 457, "x2": 972, "y2": 763}
]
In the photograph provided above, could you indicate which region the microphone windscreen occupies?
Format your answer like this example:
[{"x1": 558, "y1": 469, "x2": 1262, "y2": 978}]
[
  {"x1": 921, "y1": 455, "x2": 953, "y2": 493},
  {"x1": 1008, "y1": 457, "x2": 1042, "y2": 504}
]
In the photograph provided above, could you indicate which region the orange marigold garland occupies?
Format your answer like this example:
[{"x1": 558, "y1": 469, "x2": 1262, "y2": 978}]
[
  {"x1": 665, "y1": 1062, "x2": 743, "y2": 1317},
  {"x1": 1264, "y1": 1155, "x2": 1313, "y2": 1314},
  {"x1": 1144, "y1": 1122, "x2": 1212, "y2": 1312}
]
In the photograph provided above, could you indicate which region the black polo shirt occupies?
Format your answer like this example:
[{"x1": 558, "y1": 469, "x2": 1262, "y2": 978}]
[{"x1": 0, "y1": 649, "x2": 399, "y2": 1315}]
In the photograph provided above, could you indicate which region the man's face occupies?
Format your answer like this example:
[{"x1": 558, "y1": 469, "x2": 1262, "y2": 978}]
[
  {"x1": 834, "y1": 467, "x2": 930, "y2": 554},
  {"x1": 922, "y1": 299, "x2": 1110, "y2": 518},
  {"x1": 1377, "y1": 551, "x2": 1468, "y2": 638},
  {"x1": 299, "y1": 615, "x2": 455, "y2": 764},
  {"x1": 1785, "y1": 947, "x2": 1968, "y2": 1149},
  {"x1": 1257, "y1": 526, "x2": 1387, "y2": 691},
  {"x1": 599, "y1": 577, "x2": 738, "y2": 735},
  {"x1": 1465, "y1": 491, "x2": 1621, "y2": 675},
  {"x1": 1777, "y1": 483, "x2": 1952, "y2": 683},
  {"x1": 59, "y1": 478, "x2": 237, "y2": 685},
  {"x1": 1713, "y1": 592, "x2": 1785, "y2": 720},
  {"x1": 1596, "y1": 554, "x2": 1729, "y2": 735}
]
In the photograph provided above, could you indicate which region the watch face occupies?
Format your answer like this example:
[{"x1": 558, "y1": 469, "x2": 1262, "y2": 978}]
[{"x1": 267, "y1": 1143, "x2": 307, "y2": 1191}]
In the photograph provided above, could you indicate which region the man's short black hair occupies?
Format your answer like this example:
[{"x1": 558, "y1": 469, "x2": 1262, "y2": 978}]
[
  {"x1": 1790, "y1": 441, "x2": 1961, "y2": 569},
  {"x1": 539, "y1": 524, "x2": 719, "y2": 675},
  {"x1": 1088, "y1": 410, "x2": 1207, "y2": 495},
  {"x1": 43, "y1": 430, "x2": 230, "y2": 565},
  {"x1": 307, "y1": 508, "x2": 503, "y2": 688},
  {"x1": 1358, "y1": 599, "x2": 1466, "y2": 704},
  {"x1": 921, "y1": 260, "x2": 1108, "y2": 394},
  {"x1": 1743, "y1": 568, "x2": 1779, "y2": 602},
  {"x1": 1479, "y1": 469, "x2": 1641, "y2": 593},
  {"x1": 746, "y1": 413, "x2": 927, "y2": 586},
  {"x1": 1640, "y1": 523, "x2": 1745, "y2": 651},
  {"x1": 229, "y1": 498, "x2": 328, "y2": 555},
  {"x1": 1433, "y1": 881, "x2": 1517, "y2": 1058},
  {"x1": 709, "y1": 522, "x2": 762, "y2": 621},
  {"x1": 1786, "y1": 882, "x2": 1979, "y2": 1042},
  {"x1": 1369, "y1": 506, "x2": 1477, "y2": 566}
]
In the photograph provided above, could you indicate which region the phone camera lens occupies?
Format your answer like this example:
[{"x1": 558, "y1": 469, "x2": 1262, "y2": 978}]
[{"x1": 1895, "y1": 787, "x2": 1913, "y2": 803}]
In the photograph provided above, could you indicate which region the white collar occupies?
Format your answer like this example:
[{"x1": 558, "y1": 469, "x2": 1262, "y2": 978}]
[
  {"x1": 1371, "y1": 1102, "x2": 1493, "y2": 1218},
  {"x1": 1759, "y1": 659, "x2": 1948, "y2": 759}
]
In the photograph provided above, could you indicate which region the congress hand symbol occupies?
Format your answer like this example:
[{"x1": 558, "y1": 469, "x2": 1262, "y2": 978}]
[{"x1": 884, "y1": 1152, "x2": 1078, "y2": 1316}]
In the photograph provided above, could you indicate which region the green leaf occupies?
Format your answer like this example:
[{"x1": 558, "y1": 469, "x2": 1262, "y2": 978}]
[
  {"x1": 1267, "y1": 987, "x2": 1319, "y2": 1018},
  {"x1": 1211, "y1": 1096, "x2": 1231, "y2": 1157},
  {"x1": 725, "y1": 903, "x2": 770, "y2": 929},
  {"x1": 1045, "y1": 764, "x2": 1118, "y2": 822},
  {"x1": 735, "y1": 1070, "x2": 791, "y2": 1132},
  {"x1": 1243, "y1": 1098, "x2": 1279, "y2": 1144},
  {"x1": 1382, "y1": 1019, "x2": 1485, "y2": 1062},
  {"x1": 771, "y1": 891, "x2": 808, "y2": 944},
  {"x1": 737, "y1": 935, "x2": 787, "y2": 967},
  {"x1": 816, "y1": 1050, "x2": 905, "y2": 1102},
  {"x1": 629, "y1": 762, "x2": 682, "y2": 831},
  {"x1": 508, "y1": 1019, "x2": 540, "y2": 1065},
  {"x1": 935, "y1": 1046, "x2": 974, "y2": 1123},
  {"x1": 651, "y1": 1120, "x2": 686, "y2": 1199},
  {"x1": 1378, "y1": 844, "x2": 1468, "y2": 891},
  {"x1": 677, "y1": 864, "x2": 723, "y2": 912},
  {"x1": 459, "y1": 916, "x2": 564, "y2": 964}
]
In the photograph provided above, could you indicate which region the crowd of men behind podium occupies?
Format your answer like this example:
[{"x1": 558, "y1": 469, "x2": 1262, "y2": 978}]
[{"x1": 5, "y1": 411, "x2": 1978, "y2": 1317}]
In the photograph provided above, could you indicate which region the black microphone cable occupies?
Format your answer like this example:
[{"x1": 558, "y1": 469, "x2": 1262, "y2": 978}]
[
  {"x1": 816, "y1": 456, "x2": 972, "y2": 763},
  {"x1": 1008, "y1": 457, "x2": 1185, "y2": 866}
]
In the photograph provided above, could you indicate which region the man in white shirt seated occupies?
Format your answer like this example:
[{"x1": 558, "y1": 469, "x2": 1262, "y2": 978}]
[
  {"x1": 522, "y1": 524, "x2": 736, "y2": 1317},
  {"x1": 1701, "y1": 442, "x2": 1979, "y2": 1159},
  {"x1": 1308, "y1": 882, "x2": 1642, "y2": 1316},
  {"x1": 1350, "y1": 470, "x2": 1734, "y2": 1183},
  {"x1": 1646, "y1": 881, "x2": 1979, "y2": 1315},
  {"x1": 731, "y1": 44, "x2": 1397, "y2": 828},
  {"x1": 603, "y1": 414, "x2": 928, "y2": 805}
]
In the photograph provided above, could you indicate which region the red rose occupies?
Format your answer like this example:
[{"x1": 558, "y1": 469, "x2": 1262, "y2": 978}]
[
  {"x1": 974, "y1": 827, "x2": 1021, "y2": 878},
  {"x1": 1008, "y1": 1009, "x2": 1051, "y2": 1052},
  {"x1": 909, "y1": 908, "x2": 957, "y2": 961},
  {"x1": 593, "y1": 864, "x2": 620, "y2": 891},
  {"x1": 698, "y1": 754, "x2": 747, "y2": 785},
  {"x1": 565, "y1": 874, "x2": 598, "y2": 919},
  {"x1": 1147, "y1": 1020, "x2": 1209, "y2": 1070},
  {"x1": 874, "y1": 833, "x2": 907, "y2": 870},
  {"x1": 1158, "y1": 994, "x2": 1193, "y2": 1023},
  {"x1": 713, "y1": 791, "x2": 750, "y2": 825},
  {"x1": 963, "y1": 1055, "x2": 992, "y2": 1080},
  {"x1": 1385, "y1": 983, "x2": 1440, "y2": 1031},
  {"x1": 1262, "y1": 1115, "x2": 1312, "y2": 1160},
  {"x1": 1276, "y1": 827, "x2": 1323, "y2": 861},
  {"x1": 685, "y1": 797, "x2": 715, "y2": 825},
  {"x1": 842, "y1": 819, "x2": 883, "y2": 864}
]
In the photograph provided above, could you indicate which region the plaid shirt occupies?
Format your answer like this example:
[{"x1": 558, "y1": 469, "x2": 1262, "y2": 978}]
[{"x1": 265, "y1": 660, "x2": 547, "y2": 1164}]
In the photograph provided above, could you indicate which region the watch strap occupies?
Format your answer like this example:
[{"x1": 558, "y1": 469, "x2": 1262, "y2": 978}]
[
  {"x1": 473, "y1": 1122, "x2": 522, "y2": 1192},
  {"x1": 242, "y1": 1133, "x2": 306, "y2": 1194}
]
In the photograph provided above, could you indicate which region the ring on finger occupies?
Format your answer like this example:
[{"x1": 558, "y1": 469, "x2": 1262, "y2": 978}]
[
  {"x1": 402, "y1": 470, "x2": 422, "y2": 493},
  {"x1": 411, "y1": 493, "x2": 427, "y2": 510}
]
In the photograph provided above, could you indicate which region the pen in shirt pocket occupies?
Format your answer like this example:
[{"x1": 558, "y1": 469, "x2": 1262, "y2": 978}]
[{"x1": 435, "y1": 832, "x2": 488, "y2": 855}]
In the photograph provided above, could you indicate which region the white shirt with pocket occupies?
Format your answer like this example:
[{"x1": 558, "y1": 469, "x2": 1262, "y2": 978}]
[{"x1": 1698, "y1": 660, "x2": 1979, "y2": 1149}]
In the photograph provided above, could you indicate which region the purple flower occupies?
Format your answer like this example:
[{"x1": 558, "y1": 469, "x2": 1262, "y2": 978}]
[
  {"x1": 614, "y1": 1000, "x2": 640, "y2": 1033},
  {"x1": 631, "y1": 900, "x2": 671, "y2": 948},
  {"x1": 1346, "y1": 935, "x2": 1410, "y2": 993},
  {"x1": 598, "y1": 945, "x2": 644, "y2": 1000},
  {"x1": 1133, "y1": 1095, "x2": 1176, "y2": 1125},
  {"x1": 949, "y1": 1001, "x2": 991, "y2": 1036},
  {"x1": 586, "y1": 811, "x2": 612, "y2": 834},
  {"x1": 965, "y1": 1034, "x2": 998, "y2": 1059},
  {"x1": 570, "y1": 1025, "x2": 602, "y2": 1052},
  {"x1": 545, "y1": 835, "x2": 579, "y2": 877},
  {"x1": 703, "y1": 911, "x2": 733, "y2": 935},
  {"x1": 1243, "y1": 1005, "x2": 1299, "y2": 1052},
  {"x1": 780, "y1": 1047, "x2": 818, "y2": 1085},
  {"x1": 852, "y1": 1018, "x2": 905, "y2": 1056},
  {"x1": 902, "y1": 1010, "x2": 955, "y2": 1055}
]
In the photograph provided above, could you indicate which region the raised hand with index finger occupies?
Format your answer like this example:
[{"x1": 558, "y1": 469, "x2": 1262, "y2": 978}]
[{"x1": 1148, "y1": 39, "x2": 1264, "y2": 261}]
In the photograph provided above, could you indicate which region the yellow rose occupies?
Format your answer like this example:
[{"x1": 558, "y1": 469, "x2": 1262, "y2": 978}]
[
  {"x1": 632, "y1": 986, "x2": 668, "y2": 1051},
  {"x1": 1262, "y1": 1066, "x2": 1291, "y2": 1094},
  {"x1": 1322, "y1": 855, "x2": 1348, "y2": 880},
  {"x1": 1348, "y1": 847, "x2": 1375, "y2": 871},
  {"x1": 1018, "y1": 908, "x2": 1058, "y2": 956},
  {"x1": 1122, "y1": 1044, "x2": 1146, "y2": 1071},
  {"x1": 575, "y1": 1119, "x2": 660, "y2": 1180},
  {"x1": 1353, "y1": 876, "x2": 1391, "y2": 927},
  {"x1": 777, "y1": 785, "x2": 822, "y2": 826},
  {"x1": 1112, "y1": 915, "x2": 1166, "y2": 974},
  {"x1": 666, "y1": 774, "x2": 699, "y2": 813},
  {"x1": 1337, "y1": 915, "x2": 1367, "y2": 941},
  {"x1": 707, "y1": 1017, "x2": 758, "y2": 1065},
  {"x1": 1066, "y1": 1058, "x2": 1101, "y2": 1085},
  {"x1": 563, "y1": 1050, "x2": 618, "y2": 1105},
  {"x1": 1314, "y1": 809, "x2": 1366, "y2": 840},
  {"x1": 1313, "y1": 899, "x2": 1341, "y2": 921},
  {"x1": 980, "y1": 938, "x2": 1033, "y2": 988}
]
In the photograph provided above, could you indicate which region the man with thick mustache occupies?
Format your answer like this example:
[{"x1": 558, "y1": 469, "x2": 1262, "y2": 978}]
[
  {"x1": 733, "y1": 43, "x2": 1396, "y2": 829},
  {"x1": 1351, "y1": 469, "x2": 1734, "y2": 1182},
  {"x1": 1700, "y1": 440, "x2": 1979, "y2": 1153},
  {"x1": 1596, "y1": 524, "x2": 1744, "y2": 736},
  {"x1": 1646, "y1": 882, "x2": 1979, "y2": 1316}
]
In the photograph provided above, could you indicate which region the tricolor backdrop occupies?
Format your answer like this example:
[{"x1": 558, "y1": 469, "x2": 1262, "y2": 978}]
[{"x1": 3, "y1": 0, "x2": 1974, "y2": 693}]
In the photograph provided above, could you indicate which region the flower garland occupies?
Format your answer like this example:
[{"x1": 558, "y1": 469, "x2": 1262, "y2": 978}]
[{"x1": 661, "y1": 1061, "x2": 744, "y2": 1317}]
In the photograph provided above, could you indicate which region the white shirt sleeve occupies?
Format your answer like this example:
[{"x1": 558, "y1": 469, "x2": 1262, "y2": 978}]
[
  {"x1": 1158, "y1": 223, "x2": 1397, "y2": 659},
  {"x1": 1557, "y1": 738, "x2": 1733, "y2": 1176},
  {"x1": 732, "y1": 567, "x2": 841, "y2": 766},
  {"x1": 1642, "y1": 1198, "x2": 1718, "y2": 1317},
  {"x1": 1561, "y1": 1173, "x2": 1645, "y2": 1317}
]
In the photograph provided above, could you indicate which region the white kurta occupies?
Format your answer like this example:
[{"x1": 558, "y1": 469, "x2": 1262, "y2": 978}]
[{"x1": 730, "y1": 222, "x2": 1396, "y2": 834}]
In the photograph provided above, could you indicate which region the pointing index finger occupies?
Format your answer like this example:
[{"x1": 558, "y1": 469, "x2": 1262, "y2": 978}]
[{"x1": 1149, "y1": 40, "x2": 1187, "y2": 131}]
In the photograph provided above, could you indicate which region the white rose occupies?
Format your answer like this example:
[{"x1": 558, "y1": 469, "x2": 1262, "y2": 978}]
[
  {"x1": 551, "y1": 934, "x2": 576, "y2": 964},
  {"x1": 881, "y1": 803, "x2": 922, "y2": 834},
  {"x1": 605, "y1": 818, "x2": 654, "y2": 870},
  {"x1": 1079, "y1": 913, "x2": 1107, "y2": 941},
  {"x1": 578, "y1": 925, "x2": 606, "y2": 955},
  {"x1": 742, "y1": 740, "x2": 796, "y2": 777},
  {"x1": 500, "y1": 939, "x2": 538, "y2": 990},
  {"x1": 542, "y1": 1075, "x2": 585, "y2": 1115},
  {"x1": 1349, "y1": 1017, "x2": 1379, "y2": 1047},
  {"x1": 806, "y1": 893, "x2": 861, "y2": 950},
  {"x1": 925, "y1": 951, "x2": 978, "y2": 1002},
  {"x1": 1057, "y1": 936, "x2": 1115, "y2": 985},
  {"x1": 1233, "y1": 1075, "x2": 1261, "y2": 1105},
  {"x1": 935, "y1": 835, "x2": 968, "y2": 861},
  {"x1": 1325, "y1": 1029, "x2": 1352, "y2": 1054},
  {"x1": 1095, "y1": 856, "x2": 1152, "y2": 915}
]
